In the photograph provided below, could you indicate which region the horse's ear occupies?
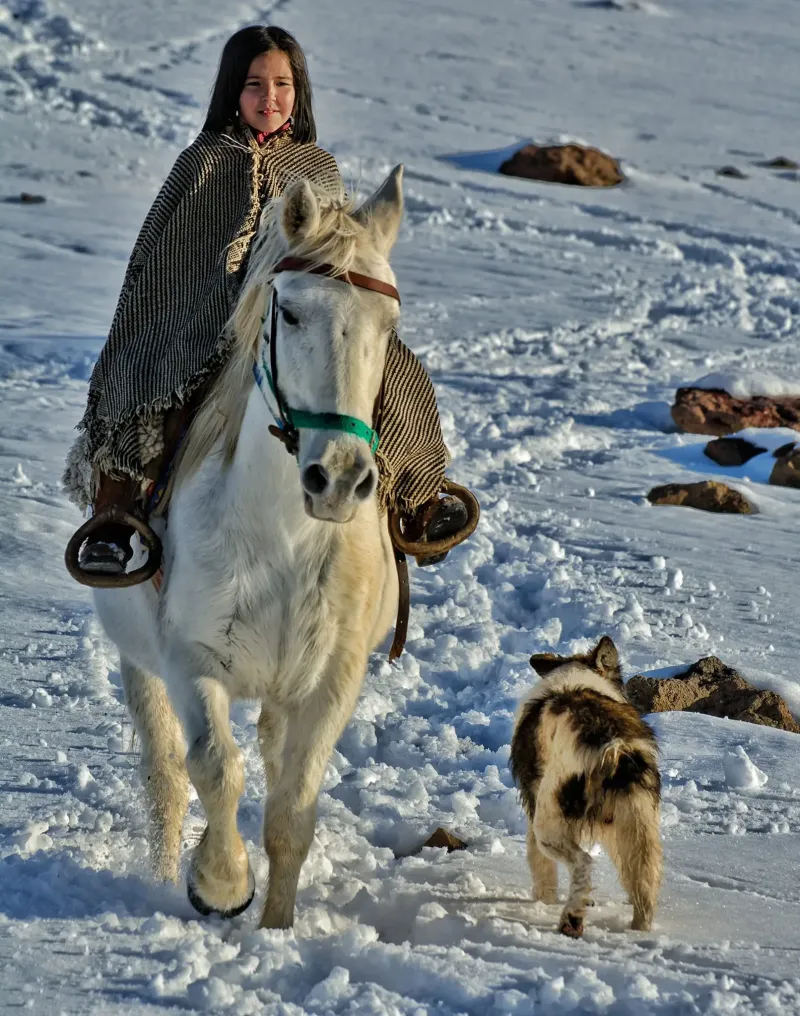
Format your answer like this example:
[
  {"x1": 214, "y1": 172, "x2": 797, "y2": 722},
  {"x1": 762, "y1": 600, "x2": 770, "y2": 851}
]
[
  {"x1": 354, "y1": 164, "x2": 404, "y2": 256},
  {"x1": 281, "y1": 178, "x2": 321, "y2": 247}
]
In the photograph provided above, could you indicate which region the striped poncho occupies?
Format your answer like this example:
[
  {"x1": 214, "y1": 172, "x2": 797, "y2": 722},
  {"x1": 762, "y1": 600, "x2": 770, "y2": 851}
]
[{"x1": 64, "y1": 126, "x2": 448, "y2": 515}]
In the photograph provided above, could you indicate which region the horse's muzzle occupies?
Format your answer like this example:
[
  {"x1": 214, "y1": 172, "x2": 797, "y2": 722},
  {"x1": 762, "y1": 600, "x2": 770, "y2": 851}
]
[{"x1": 300, "y1": 456, "x2": 377, "y2": 523}]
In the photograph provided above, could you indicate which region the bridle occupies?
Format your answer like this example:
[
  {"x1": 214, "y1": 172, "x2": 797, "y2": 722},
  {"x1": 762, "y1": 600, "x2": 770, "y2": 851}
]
[{"x1": 253, "y1": 256, "x2": 401, "y2": 458}]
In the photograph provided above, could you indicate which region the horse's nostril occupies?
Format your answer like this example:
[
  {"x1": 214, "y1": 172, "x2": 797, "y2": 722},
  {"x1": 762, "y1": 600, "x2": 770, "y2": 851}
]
[
  {"x1": 354, "y1": 469, "x2": 377, "y2": 502},
  {"x1": 303, "y1": 463, "x2": 329, "y2": 495}
]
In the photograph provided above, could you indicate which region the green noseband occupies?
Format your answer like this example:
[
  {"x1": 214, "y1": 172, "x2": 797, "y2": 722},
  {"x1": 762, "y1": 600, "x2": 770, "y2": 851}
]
[{"x1": 253, "y1": 350, "x2": 380, "y2": 456}]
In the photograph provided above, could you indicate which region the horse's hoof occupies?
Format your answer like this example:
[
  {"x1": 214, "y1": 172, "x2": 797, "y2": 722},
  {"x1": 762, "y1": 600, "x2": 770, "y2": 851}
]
[
  {"x1": 559, "y1": 913, "x2": 584, "y2": 938},
  {"x1": 187, "y1": 863, "x2": 256, "y2": 920}
]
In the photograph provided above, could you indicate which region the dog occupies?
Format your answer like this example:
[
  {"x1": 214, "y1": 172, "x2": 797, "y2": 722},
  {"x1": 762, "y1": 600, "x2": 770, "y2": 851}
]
[{"x1": 510, "y1": 636, "x2": 662, "y2": 938}]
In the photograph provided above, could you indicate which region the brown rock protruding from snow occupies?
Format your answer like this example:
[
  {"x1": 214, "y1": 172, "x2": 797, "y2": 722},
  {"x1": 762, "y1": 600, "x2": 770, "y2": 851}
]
[
  {"x1": 770, "y1": 447, "x2": 800, "y2": 488},
  {"x1": 672, "y1": 387, "x2": 800, "y2": 436},
  {"x1": 626, "y1": 657, "x2": 799, "y2": 733},
  {"x1": 499, "y1": 144, "x2": 623, "y2": 187},
  {"x1": 760, "y1": 156, "x2": 799, "y2": 170},
  {"x1": 423, "y1": 828, "x2": 467, "y2": 852},
  {"x1": 704, "y1": 437, "x2": 766, "y2": 466},
  {"x1": 647, "y1": 480, "x2": 755, "y2": 514}
]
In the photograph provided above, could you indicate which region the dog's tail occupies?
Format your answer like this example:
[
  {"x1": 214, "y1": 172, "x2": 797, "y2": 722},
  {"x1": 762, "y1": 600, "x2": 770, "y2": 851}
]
[{"x1": 586, "y1": 738, "x2": 628, "y2": 818}]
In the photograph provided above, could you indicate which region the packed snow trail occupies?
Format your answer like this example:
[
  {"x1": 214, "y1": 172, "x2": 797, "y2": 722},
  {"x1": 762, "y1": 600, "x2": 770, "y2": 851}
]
[{"x1": 2, "y1": 0, "x2": 800, "y2": 1012}]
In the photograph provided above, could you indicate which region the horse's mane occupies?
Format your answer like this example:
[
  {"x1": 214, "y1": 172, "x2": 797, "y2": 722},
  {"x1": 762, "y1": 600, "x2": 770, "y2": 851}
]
[{"x1": 178, "y1": 184, "x2": 361, "y2": 481}]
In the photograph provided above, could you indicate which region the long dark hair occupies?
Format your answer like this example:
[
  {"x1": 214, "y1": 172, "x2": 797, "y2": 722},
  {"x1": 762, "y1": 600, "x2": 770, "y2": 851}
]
[{"x1": 203, "y1": 25, "x2": 316, "y2": 143}]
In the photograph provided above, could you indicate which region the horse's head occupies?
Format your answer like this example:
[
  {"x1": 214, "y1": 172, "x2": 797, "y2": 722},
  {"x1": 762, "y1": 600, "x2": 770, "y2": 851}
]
[{"x1": 266, "y1": 166, "x2": 404, "y2": 523}]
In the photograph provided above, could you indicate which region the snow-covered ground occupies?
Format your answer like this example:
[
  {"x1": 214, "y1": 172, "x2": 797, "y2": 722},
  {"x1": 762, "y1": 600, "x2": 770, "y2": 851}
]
[{"x1": 2, "y1": 0, "x2": 800, "y2": 1012}]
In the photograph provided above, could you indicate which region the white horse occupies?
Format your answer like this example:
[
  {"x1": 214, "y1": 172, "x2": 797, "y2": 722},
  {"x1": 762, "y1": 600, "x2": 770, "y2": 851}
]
[{"x1": 93, "y1": 167, "x2": 404, "y2": 928}]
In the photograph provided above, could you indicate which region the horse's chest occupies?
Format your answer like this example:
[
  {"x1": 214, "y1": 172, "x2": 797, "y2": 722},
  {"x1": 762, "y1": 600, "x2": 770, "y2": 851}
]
[{"x1": 170, "y1": 547, "x2": 335, "y2": 703}]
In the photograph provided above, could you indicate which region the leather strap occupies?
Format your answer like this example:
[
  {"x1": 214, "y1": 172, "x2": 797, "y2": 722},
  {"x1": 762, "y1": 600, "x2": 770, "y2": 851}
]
[
  {"x1": 389, "y1": 547, "x2": 410, "y2": 662},
  {"x1": 268, "y1": 292, "x2": 294, "y2": 439},
  {"x1": 274, "y1": 257, "x2": 401, "y2": 304}
]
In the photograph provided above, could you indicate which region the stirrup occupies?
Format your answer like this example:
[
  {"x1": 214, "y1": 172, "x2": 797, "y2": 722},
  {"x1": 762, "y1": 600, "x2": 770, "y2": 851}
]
[
  {"x1": 65, "y1": 507, "x2": 163, "y2": 588},
  {"x1": 388, "y1": 480, "x2": 480, "y2": 560},
  {"x1": 79, "y1": 538, "x2": 132, "y2": 574}
]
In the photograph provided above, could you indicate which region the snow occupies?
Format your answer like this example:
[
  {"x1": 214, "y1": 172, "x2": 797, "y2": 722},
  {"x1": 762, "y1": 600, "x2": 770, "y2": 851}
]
[
  {"x1": 685, "y1": 372, "x2": 800, "y2": 398},
  {"x1": 3, "y1": 0, "x2": 800, "y2": 1012},
  {"x1": 723, "y1": 746, "x2": 769, "y2": 791}
]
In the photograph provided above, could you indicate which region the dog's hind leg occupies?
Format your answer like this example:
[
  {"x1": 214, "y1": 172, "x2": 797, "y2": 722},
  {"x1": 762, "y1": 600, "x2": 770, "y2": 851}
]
[
  {"x1": 121, "y1": 659, "x2": 188, "y2": 883},
  {"x1": 605, "y1": 798, "x2": 663, "y2": 931},
  {"x1": 536, "y1": 826, "x2": 593, "y2": 937},
  {"x1": 527, "y1": 824, "x2": 559, "y2": 904},
  {"x1": 554, "y1": 841, "x2": 593, "y2": 938}
]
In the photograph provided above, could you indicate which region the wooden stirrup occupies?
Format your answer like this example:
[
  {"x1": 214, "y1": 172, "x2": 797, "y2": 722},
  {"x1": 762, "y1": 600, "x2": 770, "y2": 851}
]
[
  {"x1": 388, "y1": 480, "x2": 480, "y2": 559},
  {"x1": 64, "y1": 507, "x2": 163, "y2": 589}
]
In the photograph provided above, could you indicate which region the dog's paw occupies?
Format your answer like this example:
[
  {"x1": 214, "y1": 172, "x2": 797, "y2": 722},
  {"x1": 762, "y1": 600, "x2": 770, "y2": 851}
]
[{"x1": 559, "y1": 912, "x2": 584, "y2": 938}]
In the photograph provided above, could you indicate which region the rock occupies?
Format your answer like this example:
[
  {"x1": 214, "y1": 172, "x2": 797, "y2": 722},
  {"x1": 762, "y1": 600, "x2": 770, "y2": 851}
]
[
  {"x1": 499, "y1": 144, "x2": 624, "y2": 188},
  {"x1": 647, "y1": 480, "x2": 755, "y2": 514},
  {"x1": 772, "y1": 441, "x2": 797, "y2": 459},
  {"x1": 769, "y1": 448, "x2": 800, "y2": 488},
  {"x1": 19, "y1": 192, "x2": 46, "y2": 204},
  {"x1": 672, "y1": 387, "x2": 800, "y2": 436},
  {"x1": 626, "y1": 657, "x2": 800, "y2": 733},
  {"x1": 703, "y1": 437, "x2": 766, "y2": 466},
  {"x1": 423, "y1": 828, "x2": 467, "y2": 852},
  {"x1": 716, "y1": 166, "x2": 747, "y2": 179},
  {"x1": 760, "y1": 156, "x2": 799, "y2": 170}
]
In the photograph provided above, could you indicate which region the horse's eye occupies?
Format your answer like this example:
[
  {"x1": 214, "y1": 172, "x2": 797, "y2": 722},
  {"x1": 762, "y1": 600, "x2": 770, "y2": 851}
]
[{"x1": 281, "y1": 306, "x2": 299, "y2": 327}]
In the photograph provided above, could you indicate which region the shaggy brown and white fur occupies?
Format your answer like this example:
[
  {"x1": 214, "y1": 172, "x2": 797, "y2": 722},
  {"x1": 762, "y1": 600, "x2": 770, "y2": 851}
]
[{"x1": 510, "y1": 637, "x2": 662, "y2": 938}]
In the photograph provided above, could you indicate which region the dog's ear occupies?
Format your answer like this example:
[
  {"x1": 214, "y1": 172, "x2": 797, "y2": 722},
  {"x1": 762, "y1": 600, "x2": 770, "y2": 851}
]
[
  {"x1": 529, "y1": 652, "x2": 566, "y2": 677},
  {"x1": 590, "y1": 636, "x2": 621, "y2": 680}
]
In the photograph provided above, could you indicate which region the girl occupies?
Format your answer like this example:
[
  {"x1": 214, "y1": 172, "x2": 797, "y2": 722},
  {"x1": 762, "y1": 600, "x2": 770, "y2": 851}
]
[{"x1": 64, "y1": 25, "x2": 471, "y2": 575}]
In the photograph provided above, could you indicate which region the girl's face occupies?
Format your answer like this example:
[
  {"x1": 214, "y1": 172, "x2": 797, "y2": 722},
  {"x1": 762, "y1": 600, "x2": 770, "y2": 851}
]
[{"x1": 238, "y1": 50, "x2": 295, "y2": 134}]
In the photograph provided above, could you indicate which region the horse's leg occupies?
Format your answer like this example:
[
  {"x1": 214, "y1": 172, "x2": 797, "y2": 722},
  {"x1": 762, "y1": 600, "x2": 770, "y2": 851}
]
[
  {"x1": 120, "y1": 659, "x2": 188, "y2": 883},
  {"x1": 260, "y1": 672, "x2": 363, "y2": 929},
  {"x1": 178, "y1": 675, "x2": 255, "y2": 917},
  {"x1": 257, "y1": 703, "x2": 287, "y2": 792}
]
